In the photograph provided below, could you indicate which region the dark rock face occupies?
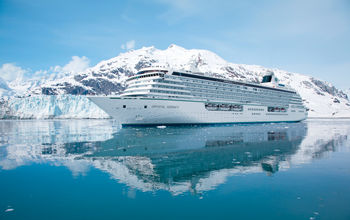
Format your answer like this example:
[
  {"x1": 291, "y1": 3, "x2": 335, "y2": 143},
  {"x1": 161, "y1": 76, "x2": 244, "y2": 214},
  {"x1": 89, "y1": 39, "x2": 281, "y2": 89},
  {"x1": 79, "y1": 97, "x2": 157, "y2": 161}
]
[
  {"x1": 74, "y1": 75, "x2": 86, "y2": 82},
  {"x1": 117, "y1": 68, "x2": 133, "y2": 76},
  {"x1": 42, "y1": 75, "x2": 126, "y2": 95},
  {"x1": 63, "y1": 86, "x2": 91, "y2": 95},
  {"x1": 42, "y1": 88, "x2": 58, "y2": 95},
  {"x1": 302, "y1": 81, "x2": 313, "y2": 88},
  {"x1": 314, "y1": 89, "x2": 325, "y2": 96},
  {"x1": 42, "y1": 83, "x2": 91, "y2": 95},
  {"x1": 311, "y1": 78, "x2": 347, "y2": 99},
  {"x1": 134, "y1": 59, "x2": 156, "y2": 70},
  {"x1": 81, "y1": 78, "x2": 124, "y2": 95},
  {"x1": 224, "y1": 67, "x2": 245, "y2": 79},
  {"x1": 333, "y1": 98, "x2": 340, "y2": 103},
  {"x1": 92, "y1": 72, "x2": 103, "y2": 77}
]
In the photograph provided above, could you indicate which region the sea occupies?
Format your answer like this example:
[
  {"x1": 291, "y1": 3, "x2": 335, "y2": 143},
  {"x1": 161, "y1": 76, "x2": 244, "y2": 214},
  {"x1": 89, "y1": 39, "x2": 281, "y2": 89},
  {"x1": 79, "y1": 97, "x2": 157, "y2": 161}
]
[{"x1": 0, "y1": 119, "x2": 349, "y2": 220}]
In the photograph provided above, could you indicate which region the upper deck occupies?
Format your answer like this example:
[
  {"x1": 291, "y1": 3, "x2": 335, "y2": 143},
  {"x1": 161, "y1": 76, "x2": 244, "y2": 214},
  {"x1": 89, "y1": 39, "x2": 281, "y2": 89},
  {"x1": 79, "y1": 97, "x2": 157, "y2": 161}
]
[{"x1": 126, "y1": 68, "x2": 296, "y2": 94}]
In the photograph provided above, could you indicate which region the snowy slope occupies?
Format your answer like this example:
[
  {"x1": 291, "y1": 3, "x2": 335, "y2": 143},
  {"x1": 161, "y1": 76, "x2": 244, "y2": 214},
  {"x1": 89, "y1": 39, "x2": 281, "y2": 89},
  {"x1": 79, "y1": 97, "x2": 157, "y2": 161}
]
[
  {"x1": 345, "y1": 89, "x2": 350, "y2": 100},
  {"x1": 6, "y1": 69, "x2": 72, "y2": 96},
  {"x1": 2, "y1": 44, "x2": 350, "y2": 118}
]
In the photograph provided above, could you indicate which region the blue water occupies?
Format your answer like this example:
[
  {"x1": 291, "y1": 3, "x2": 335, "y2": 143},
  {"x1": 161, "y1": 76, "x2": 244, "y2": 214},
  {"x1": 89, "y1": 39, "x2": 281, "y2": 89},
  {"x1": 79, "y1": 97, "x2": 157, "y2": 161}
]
[{"x1": 0, "y1": 119, "x2": 350, "y2": 220}]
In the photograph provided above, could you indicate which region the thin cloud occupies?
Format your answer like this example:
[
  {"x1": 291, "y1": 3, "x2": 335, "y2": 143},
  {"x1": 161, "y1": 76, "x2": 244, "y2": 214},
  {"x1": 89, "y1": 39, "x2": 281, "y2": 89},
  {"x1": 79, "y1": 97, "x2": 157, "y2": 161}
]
[
  {"x1": 62, "y1": 56, "x2": 90, "y2": 74},
  {"x1": 1, "y1": 56, "x2": 91, "y2": 84},
  {"x1": 0, "y1": 63, "x2": 27, "y2": 81},
  {"x1": 154, "y1": 0, "x2": 202, "y2": 23},
  {"x1": 121, "y1": 40, "x2": 136, "y2": 50}
]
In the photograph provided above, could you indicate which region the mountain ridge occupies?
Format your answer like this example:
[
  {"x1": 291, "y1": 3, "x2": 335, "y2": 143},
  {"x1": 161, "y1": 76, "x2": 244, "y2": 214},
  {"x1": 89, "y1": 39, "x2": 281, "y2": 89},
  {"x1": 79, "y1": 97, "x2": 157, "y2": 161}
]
[{"x1": 2, "y1": 44, "x2": 350, "y2": 118}]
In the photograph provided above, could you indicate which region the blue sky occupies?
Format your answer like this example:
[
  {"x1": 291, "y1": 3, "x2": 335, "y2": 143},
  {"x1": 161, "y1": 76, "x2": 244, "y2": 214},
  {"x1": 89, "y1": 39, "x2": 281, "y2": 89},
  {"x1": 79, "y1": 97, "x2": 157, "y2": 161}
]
[{"x1": 0, "y1": 0, "x2": 349, "y2": 89}]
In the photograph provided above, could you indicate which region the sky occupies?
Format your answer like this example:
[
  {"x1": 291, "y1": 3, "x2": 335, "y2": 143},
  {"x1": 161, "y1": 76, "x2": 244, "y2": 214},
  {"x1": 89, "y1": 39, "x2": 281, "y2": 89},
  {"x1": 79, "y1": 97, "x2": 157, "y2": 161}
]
[{"x1": 0, "y1": 0, "x2": 349, "y2": 89}]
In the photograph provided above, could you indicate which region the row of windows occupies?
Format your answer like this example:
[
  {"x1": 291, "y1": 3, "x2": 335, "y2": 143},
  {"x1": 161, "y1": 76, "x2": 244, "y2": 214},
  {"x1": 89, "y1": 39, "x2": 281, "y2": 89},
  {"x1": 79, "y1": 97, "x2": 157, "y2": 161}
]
[
  {"x1": 124, "y1": 89, "x2": 149, "y2": 93},
  {"x1": 136, "y1": 70, "x2": 167, "y2": 75},
  {"x1": 127, "y1": 72, "x2": 164, "y2": 82},
  {"x1": 205, "y1": 103, "x2": 243, "y2": 112},
  {"x1": 291, "y1": 105, "x2": 305, "y2": 109},
  {"x1": 127, "y1": 79, "x2": 153, "y2": 86},
  {"x1": 247, "y1": 108, "x2": 265, "y2": 111},
  {"x1": 122, "y1": 104, "x2": 179, "y2": 109},
  {"x1": 125, "y1": 89, "x2": 191, "y2": 97},
  {"x1": 127, "y1": 83, "x2": 186, "y2": 91},
  {"x1": 152, "y1": 84, "x2": 187, "y2": 91},
  {"x1": 150, "y1": 89, "x2": 191, "y2": 96},
  {"x1": 150, "y1": 105, "x2": 179, "y2": 109},
  {"x1": 127, "y1": 84, "x2": 151, "y2": 89},
  {"x1": 128, "y1": 77, "x2": 183, "y2": 87},
  {"x1": 268, "y1": 107, "x2": 287, "y2": 112},
  {"x1": 154, "y1": 79, "x2": 183, "y2": 85}
]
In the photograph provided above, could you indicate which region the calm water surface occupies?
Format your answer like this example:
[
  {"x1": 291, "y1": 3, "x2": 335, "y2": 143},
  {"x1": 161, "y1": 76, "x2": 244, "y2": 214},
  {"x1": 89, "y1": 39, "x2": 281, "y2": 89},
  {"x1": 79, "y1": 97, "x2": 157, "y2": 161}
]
[{"x1": 0, "y1": 120, "x2": 350, "y2": 220}]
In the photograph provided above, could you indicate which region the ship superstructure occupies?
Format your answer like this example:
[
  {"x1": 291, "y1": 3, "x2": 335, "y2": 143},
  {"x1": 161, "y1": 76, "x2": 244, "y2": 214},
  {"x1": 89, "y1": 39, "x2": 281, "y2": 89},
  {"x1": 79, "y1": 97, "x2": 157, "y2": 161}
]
[{"x1": 89, "y1": 67, "x2": 307, "y2": 125}]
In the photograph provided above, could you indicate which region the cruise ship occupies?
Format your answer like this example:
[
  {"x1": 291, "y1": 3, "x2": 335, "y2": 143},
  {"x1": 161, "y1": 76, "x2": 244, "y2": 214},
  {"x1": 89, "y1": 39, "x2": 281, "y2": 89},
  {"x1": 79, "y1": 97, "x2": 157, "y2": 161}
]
[{"x1": 89, "y1": 67, "x2": 307, "y2": 126}]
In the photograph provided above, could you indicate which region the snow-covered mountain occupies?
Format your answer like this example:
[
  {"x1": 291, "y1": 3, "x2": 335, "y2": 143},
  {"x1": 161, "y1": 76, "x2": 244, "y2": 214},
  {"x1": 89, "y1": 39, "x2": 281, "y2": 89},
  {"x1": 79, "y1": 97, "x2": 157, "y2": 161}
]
[
  {"x1": 345, "y1": 89, "x2": 350, "y2": 100},
  {"x1": 1, "y1": 44, "x2": 350, "y2": 118}
]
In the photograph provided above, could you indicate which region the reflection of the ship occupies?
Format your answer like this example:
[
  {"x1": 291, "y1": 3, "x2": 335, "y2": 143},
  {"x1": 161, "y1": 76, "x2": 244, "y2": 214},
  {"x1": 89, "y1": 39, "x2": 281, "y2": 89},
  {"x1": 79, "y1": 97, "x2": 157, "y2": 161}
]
[
  {"x1": 61, "y1": 123, "x2": 307, "y2": 192},
  {"x1": 2, "y1": 120, "x2": 349, "y2": 195}
]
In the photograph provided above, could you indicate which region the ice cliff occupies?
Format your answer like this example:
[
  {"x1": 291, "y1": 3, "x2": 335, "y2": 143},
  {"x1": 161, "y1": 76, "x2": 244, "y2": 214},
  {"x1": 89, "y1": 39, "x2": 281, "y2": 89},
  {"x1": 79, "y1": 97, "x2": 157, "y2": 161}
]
[{"x1": 0, "y1": 95, "x2": 109, "y2": 119}]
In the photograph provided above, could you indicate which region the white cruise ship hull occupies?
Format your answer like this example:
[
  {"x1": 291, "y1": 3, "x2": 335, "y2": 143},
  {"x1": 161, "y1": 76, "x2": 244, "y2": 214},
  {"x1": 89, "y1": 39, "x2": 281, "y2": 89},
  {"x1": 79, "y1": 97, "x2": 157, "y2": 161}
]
[{"x1": 89, "y1": 97, "x2": 307, "y2": 126}]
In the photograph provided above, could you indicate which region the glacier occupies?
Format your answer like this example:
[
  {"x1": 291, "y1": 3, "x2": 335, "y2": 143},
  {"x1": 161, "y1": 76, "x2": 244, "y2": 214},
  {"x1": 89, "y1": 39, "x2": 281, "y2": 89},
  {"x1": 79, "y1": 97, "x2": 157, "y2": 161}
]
[
  {"x1": 1, "y1": 44, "x2": 350, "y2": 119},
  {"x1": 0, "y1": 95, "x2": 109, "y2": 119}
]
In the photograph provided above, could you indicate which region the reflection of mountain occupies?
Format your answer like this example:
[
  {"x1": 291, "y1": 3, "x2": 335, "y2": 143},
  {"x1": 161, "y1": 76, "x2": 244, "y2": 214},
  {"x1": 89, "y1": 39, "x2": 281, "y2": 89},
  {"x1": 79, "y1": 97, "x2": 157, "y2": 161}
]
[
  {"x1": 80, "y1": 125, "x2": 305, "y2": 187},
  {"x1": 1, "y1": 120, "x2": 349, "y2": 195}
]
